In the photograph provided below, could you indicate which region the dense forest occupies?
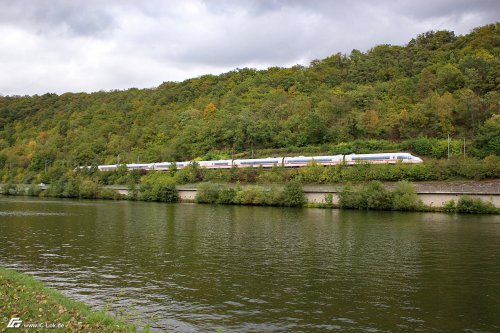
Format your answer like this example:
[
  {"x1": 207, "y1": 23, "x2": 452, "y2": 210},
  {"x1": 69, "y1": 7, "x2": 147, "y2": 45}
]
[{"x1": 0, "y1": 23, "x2": 498, "y2": 184}]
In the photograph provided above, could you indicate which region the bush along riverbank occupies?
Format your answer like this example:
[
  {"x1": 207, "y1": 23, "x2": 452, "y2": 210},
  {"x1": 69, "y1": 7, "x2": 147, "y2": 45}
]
[
  {"x1": 337, "y1": 181, "x2": 496, "y2": 214},
  {"x1": 443, "y1": 196, "x2": 498, "y2": 214},
  {"x1": 0, "y1": 267, "x2": 146, "y2": 332},
  {"x1": 194, "y1": 180, "x2": 498, "y2": 214},
  {"x1": 1, "y1": 172, "x2": 498, "y2": 214},
  {"x1": 196, "y1": 181, "x2": 305, "y2": 207}
]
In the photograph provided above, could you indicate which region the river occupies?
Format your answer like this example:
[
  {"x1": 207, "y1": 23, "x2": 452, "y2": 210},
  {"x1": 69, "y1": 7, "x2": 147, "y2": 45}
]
[{"x1": 0, "y1": 196, "x2": 499, "y2": 332}]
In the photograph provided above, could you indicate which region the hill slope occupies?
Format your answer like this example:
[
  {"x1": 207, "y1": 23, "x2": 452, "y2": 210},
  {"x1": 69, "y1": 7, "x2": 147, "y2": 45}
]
[{"x1": 0, "y1": 23, "x2": 498, "y2": 182}]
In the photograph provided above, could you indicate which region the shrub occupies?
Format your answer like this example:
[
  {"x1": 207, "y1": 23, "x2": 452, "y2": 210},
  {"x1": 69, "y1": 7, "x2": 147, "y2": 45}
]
[
  {"x1": 26, "y1": 184, "x2": 42, "y2": 197},
  {"x1": 236, "y1": 168, "x2": 259, "y2": 183},
  {"x1": 267, "y1": 186, "x2": 284, "y2": 206},
  {"x1": 339, "y1": 185, "x2": 366, "y2": 209},
  {"x1": 139, "y1": 183, "x2": 154, "y2": 201},
  {"x1": 256, "y1": 165, "x2": 286, "y2": 183},
  {"x1": 99, "y1": 188, "x2": 125, "y2": 200},
  {"x1": 474, "y1": 114, "x2": 500, "y2": 157},
  {"x1": 456, "y1": 196, "x2": 498, "y2": 214},
  {"x1": 127, "y1": 183, "x2": 139, "y2": 200},
  {"x1": 175, "y1": 169, "x2": 195, "y2": 184},
  {"x1": 126, "y1": 170, "x2": 143, "y2": 184},
  {"x1": 234, "y1": 186, "x2": 267, "y2": 205},
  {"x1": 250, "y1": 188, "x2": 267, "y2": 205},
  {"x1": 1, "y1": 182, "x2": 19, "y2": 195},
  {"x1": 298, "y1": 162, "x2": 323, "y2": 183},
  {"x1": 175, "y1": 162, "x2": 204, "y2": 184},
  {"x1": 196, "y1": 183, "x2": 221, "y2": 204},
  {"x1": 168, "y1": 162, "x2": 177, "y2": 177},
  {"x1": 483, "y1": 155, "x2": 500, "y2": 178},
  {"x1": 392, "y1": 181, "x2": 422, "y2": 211},
  {"x1": 79, "y1": 180, "x2": 100, "y2": 199},
  {"x1": 324, "y1": 193, "x2": 334, "y2": 206},
  {"x1": 365, "y1": 181, "x2": 393, "y2": 210},
  {"x1": 443, "y1": 199, "x2": 456, "y2": 213},
  {"x1": 321, "y1": 165, "x2": 343, "y2": 183},
  {"x1": 204, "y1": 169, "x2": 233, "y2": 183},
  {"x1": 152, "y1": 184, "x2": 178, "y2": 202},
  {"x1": 63, "y1": 178, "x2": 80, "y2": 198},
  {"x1": 343, "y1": 163, "x2": 371, "y2": 182},
  {"x1": 406, "y1": 163, "x2": 432, "y2": 181},
  {"x1": 217, "y1": 187, "x2": 236, "y2": 204},
  {"x1": 141, "y1": 172, "x2": 176, "y2": 186},
  {"x1": 283, "y1": 181, "x2": 305, "y2": 207},
  {"x1": 45, "y1": 180, "x2": 65, "y2": 197},
  {"x1": 140, "y1": 183, "x2": 178, "y2": 202},
  {"x1": 328, "y1": 180, "x2": 430, "y2": 211}
]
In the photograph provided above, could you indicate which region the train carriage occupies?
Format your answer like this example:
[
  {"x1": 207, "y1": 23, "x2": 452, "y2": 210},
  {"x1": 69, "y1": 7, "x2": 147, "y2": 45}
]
[
  {"x1": 198, "y1": 160, "x2": 233, "y2": 169},
  {"x1": 283, "y1": 155, "x2": 343, "y2": 167},
  {"x1": 233, "y1": 157, "x2": 282, "y2": 168},
  {"x1": 91, "y1": 152, "x2": 423, "y2": 172}
]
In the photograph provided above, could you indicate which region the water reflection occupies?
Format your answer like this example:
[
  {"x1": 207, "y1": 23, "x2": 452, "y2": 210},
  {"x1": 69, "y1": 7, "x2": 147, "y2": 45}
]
[{"x1": 0, "y1": 197, "x2": 499, "y2": 332}]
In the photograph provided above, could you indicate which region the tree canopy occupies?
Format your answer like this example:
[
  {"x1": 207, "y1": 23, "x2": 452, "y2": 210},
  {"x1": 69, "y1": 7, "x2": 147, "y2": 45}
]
[{"x1": 0, "y1": 23, "x2": 498, "y2": 183}]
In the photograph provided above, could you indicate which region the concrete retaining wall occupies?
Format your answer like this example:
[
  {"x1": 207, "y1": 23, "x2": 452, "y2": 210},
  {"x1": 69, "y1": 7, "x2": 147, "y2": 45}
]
[
  {"x1": 4, "y1": 183, "x2": 497, "y2": 208},
  {"x1": 417, "y1": 193, "x2": 499, "y2": 208},
  {"x1": 176, "y1": 188, "x2": 499, "y2": 208},
  {"x1": 304, "y1": 191, "x2": 499, "y2": 208}
]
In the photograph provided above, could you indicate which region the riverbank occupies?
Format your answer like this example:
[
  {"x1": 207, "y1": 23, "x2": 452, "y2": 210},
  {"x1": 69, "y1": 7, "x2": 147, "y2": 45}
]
[
  {"x1": 1, "y1": 179, "x2": 499, "y2": 213},
  {"x1": 0, "y1": 267, "x2": 138, "y2": 332}
]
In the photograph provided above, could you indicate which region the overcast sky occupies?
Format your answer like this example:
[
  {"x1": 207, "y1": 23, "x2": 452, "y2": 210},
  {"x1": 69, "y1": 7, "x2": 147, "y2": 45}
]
[{"x1": 0, "y1": 0, "x2": 498, "y2": 96}]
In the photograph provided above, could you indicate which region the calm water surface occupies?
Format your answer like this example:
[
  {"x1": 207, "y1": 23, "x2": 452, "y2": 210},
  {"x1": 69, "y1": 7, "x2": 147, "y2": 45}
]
[{"x1": 0, "y1": 196, "x2": 499, "y2": 332}]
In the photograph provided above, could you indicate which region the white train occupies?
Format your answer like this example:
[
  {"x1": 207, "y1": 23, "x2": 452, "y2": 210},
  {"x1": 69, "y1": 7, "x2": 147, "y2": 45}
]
[{"x1": 95, "y1": 153, "x2": 423, "y2": 172}]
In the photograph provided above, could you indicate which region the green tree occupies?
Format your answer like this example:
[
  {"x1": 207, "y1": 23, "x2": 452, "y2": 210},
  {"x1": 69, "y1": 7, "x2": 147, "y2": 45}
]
[
  {"x1": 475, "y1": 115, "x2": 500, "y2": 157},
  {"x1": 283, "y1": 181, "x2": 305, "y2": 207},
  {"x1": 436, "y1": 64, "x2": 465, "y2": 93}
]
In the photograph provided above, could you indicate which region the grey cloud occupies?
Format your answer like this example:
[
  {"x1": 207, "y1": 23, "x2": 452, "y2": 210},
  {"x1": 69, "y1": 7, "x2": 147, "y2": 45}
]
[
  {"x1": 0, "y1": 0, "x2": 115, "y2": 36},
  {"x1": 0, "y1": 0, "x2": 498, "y2": 95},
  {"x1": 390, "y1": 0, "x2": 500, "y2": 20},
  {"x1": 230, "y1": 0, "x2": 500, "y2": 20}
]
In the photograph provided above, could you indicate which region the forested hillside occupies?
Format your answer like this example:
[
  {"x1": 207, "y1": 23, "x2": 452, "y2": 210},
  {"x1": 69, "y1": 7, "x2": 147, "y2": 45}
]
[{"x1": 0, "y1": 23, "x2": 498, "y2": 183}]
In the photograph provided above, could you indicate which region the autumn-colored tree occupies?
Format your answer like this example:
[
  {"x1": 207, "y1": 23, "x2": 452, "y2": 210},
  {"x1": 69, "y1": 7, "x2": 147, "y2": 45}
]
[{"x1": 203, "y1": 102, "x2": 217, "y2": 118}]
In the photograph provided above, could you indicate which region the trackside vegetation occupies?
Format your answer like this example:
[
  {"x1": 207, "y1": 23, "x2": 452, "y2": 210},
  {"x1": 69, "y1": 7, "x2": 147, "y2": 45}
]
[{"x1": 0, "y1": 267, "x2": 144, "y2": 332}]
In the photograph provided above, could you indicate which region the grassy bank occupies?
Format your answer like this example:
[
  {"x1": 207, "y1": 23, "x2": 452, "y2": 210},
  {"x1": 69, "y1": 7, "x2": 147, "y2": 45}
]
[{"x1": 0, "y1": 267, "x2": 138, "y2": 332}]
